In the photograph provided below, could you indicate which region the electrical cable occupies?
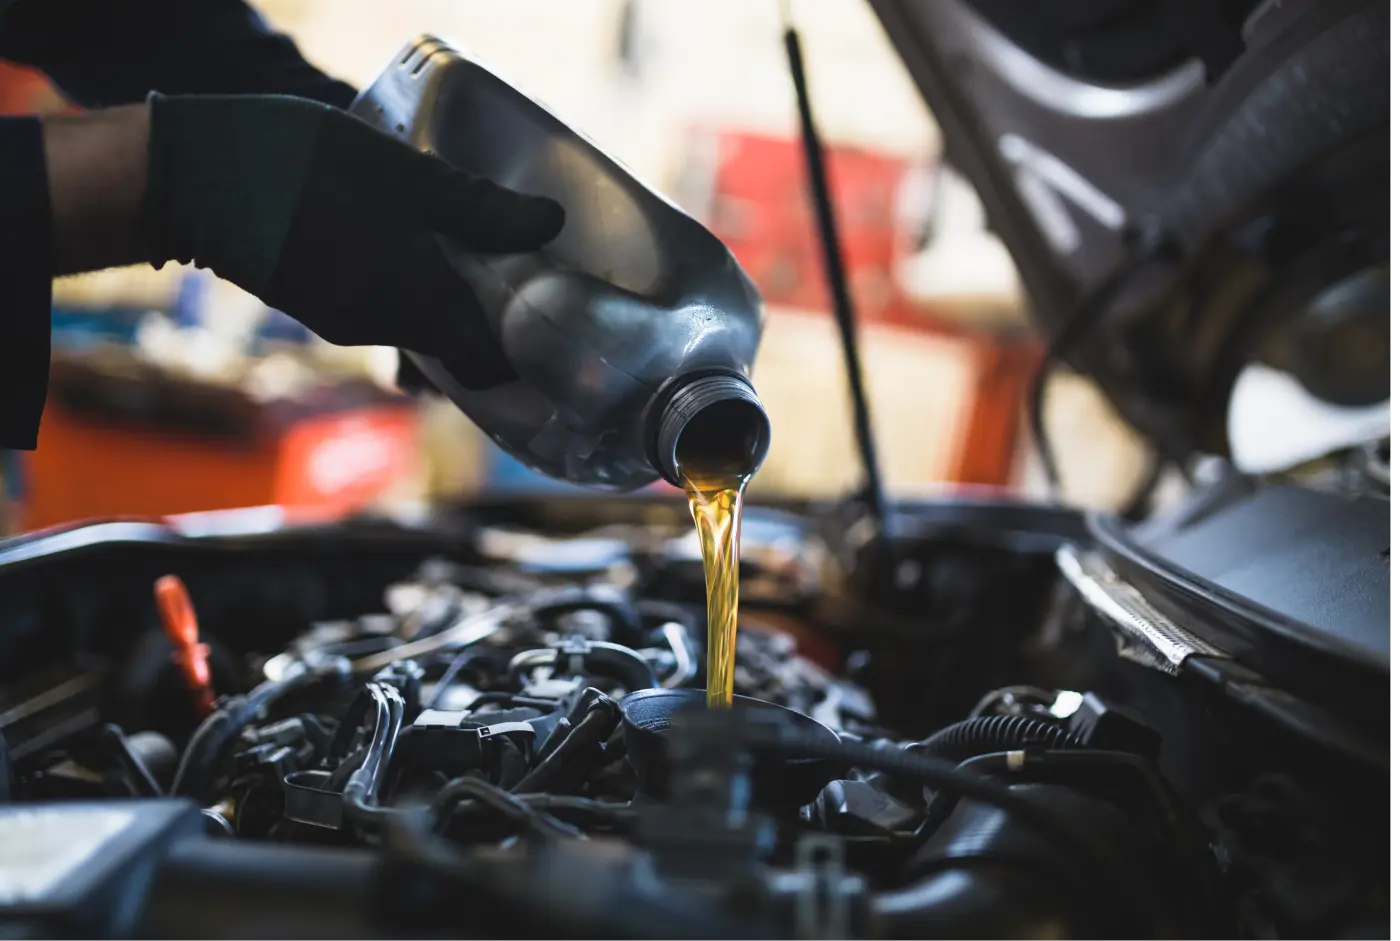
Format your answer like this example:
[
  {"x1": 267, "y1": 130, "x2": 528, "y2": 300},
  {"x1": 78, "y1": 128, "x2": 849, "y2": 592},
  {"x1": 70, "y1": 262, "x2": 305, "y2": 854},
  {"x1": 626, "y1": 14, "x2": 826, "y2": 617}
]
[
  {"x1": 425, "y1": 649, "x2": 500, "y2": 710},
  {"x1": 1028, "y1": 228, "x2": 1178, "y2": 496},
  {"x1": 352, "y1": 598, "x2": 519, "y2": 675},
  {"x1": 656, "y1": 620, "x2": 697, "y2": 689},
  {"x1": 1119, "y1": 453, "x2": 1168, "y2": 521},
  {"x1": 744, "y1": 725, "x2": 1157, "y2": 918}
]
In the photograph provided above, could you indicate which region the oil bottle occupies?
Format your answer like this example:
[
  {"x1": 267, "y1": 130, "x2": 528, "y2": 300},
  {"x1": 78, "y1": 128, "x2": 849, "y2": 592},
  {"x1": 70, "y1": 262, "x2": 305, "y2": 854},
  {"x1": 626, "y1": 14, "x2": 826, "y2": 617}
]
[
  {"x1": 350, "y1": 36, "x2": 770, "y2": 493},
  {"x1": 353, "y1": 37, "x2": 770, "y2": 706}
]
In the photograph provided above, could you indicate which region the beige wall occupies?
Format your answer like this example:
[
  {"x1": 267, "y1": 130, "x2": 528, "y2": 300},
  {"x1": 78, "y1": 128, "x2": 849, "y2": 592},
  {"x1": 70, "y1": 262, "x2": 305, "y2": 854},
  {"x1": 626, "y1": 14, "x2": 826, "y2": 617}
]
[
  {"x1": 749, "y1": 308, "x2": 975, "y2": 498},
  {"x1": 256, "y1": 0, "x2": 938, "y2": 187},
  {"x1": 1013, "y1": 371, "x2": 1152, "y2": 510}
]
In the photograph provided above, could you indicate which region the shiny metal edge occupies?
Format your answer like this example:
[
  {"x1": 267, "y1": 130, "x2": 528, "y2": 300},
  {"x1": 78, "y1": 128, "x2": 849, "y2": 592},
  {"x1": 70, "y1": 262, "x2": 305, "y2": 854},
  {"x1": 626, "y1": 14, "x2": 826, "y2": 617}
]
[
  {"x1": 1056, "y1": 543, "x2": 1225, "y2": 674},
  {"x1": 943, "y1": 0, "x2": 1206, "y2": 120},
  {"x1": 0, "y1": 521, "x2": 179, "y2": 568}
]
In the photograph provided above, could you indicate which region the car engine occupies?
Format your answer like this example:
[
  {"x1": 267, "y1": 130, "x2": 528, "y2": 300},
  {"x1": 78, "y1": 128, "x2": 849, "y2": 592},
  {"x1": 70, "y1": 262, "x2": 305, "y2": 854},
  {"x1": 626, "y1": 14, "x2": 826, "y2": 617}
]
[
  {"x1": 0, "y1": 0, "x2": 1388, "y2": 935},
  {"x1": 0, "y1": 487, "x2": 1386, "y2": 938}
]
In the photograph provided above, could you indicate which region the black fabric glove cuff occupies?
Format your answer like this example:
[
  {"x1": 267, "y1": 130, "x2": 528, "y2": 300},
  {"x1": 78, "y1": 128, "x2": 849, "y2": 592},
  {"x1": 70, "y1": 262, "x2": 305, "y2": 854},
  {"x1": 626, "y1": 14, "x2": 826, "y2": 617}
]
[{"x1": 144, "y1": 92, "x2": 325, "y2": 291}]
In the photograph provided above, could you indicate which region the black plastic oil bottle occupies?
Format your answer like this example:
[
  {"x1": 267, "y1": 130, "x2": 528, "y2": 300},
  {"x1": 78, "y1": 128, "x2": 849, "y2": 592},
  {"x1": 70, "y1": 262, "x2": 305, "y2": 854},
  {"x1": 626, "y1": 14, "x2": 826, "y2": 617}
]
[{"x1": 352, "y1": 36, "x2": 770, "y2": 491}]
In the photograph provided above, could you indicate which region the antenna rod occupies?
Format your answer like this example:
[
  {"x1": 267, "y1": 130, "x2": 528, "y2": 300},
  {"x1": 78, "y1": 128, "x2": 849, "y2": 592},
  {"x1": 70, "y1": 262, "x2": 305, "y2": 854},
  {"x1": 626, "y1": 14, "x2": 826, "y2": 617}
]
[{"x1": 781, "y1": 12, "x2": 890, "y2": 535}]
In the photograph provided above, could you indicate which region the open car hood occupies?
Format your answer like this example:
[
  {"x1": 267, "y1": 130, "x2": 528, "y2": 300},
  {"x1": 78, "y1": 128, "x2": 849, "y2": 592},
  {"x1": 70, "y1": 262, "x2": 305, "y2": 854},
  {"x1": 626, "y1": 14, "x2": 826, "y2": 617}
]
[{"x1": 865, "y1": 0, "x2": 1388, "y2": 464}]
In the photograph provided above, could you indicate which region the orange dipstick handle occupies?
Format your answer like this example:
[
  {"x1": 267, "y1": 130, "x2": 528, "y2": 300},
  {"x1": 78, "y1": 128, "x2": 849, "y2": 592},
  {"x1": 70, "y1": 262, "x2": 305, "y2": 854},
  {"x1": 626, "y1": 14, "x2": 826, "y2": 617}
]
[{"x1": 154, "y1": 574, "x2": 215, "y2": 716}]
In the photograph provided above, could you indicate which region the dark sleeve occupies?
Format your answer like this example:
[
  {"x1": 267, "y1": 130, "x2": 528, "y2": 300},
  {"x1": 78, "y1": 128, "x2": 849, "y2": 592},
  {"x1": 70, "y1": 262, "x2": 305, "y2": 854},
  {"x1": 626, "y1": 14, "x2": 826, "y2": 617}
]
[
  {"x1": 0, "y1": 0, "x2": 356, "y2": 109},
  {"x1": 0, "y1": 116, "x2": 51, "y2": 450}
]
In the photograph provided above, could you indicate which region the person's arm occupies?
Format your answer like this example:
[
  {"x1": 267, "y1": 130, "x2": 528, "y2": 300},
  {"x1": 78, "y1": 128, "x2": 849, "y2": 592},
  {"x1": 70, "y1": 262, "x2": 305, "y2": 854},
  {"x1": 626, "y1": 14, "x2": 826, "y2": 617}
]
[
  {"x1": 1, "y1": 105, "x2": 155, "y2": 449},
  {"x1": 38, "y1": 93, "x2": 563, "y2": 380},
  {"x1": 0, "y1": 0, "x2": 356, "y2": 108},
  {"x1": 0, "y1": 117, "x2": 52, "y2": 449},
  {"x1": 43, "y1": 105, "x2": 148, "y2": 276}
]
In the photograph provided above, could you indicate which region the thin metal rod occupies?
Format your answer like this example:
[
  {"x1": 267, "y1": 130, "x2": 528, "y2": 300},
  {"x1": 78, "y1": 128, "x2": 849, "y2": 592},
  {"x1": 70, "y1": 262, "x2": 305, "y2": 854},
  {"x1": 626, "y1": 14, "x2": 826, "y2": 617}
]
[{"x1": 782, "y1": 22, "x2": 890, "y2": 536}]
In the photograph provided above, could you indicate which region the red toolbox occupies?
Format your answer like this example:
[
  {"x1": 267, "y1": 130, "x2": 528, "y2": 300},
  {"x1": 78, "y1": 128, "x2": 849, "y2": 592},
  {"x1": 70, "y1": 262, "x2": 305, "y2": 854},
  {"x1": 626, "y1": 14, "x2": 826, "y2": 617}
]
[{"x1": 682, "y1": 128, "x2": 927, "y2": 326}]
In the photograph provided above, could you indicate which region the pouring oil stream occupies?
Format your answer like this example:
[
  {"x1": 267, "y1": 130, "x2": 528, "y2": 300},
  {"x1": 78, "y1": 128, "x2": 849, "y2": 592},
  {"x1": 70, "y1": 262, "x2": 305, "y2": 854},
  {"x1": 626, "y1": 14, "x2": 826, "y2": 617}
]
[
  {"x1": 681, "y1": 473, "x2": 749, "y2": 708},
  {"x1": 665, "y1": 377, "x2": 770, "y2": 709}
]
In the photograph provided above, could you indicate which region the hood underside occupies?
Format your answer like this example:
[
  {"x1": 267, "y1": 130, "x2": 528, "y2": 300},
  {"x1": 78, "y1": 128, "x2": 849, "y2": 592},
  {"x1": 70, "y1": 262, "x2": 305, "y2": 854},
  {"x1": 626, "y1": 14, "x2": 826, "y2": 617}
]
[{"x1": 866, "y1": 0, "x2": 1389, "y2": 466}]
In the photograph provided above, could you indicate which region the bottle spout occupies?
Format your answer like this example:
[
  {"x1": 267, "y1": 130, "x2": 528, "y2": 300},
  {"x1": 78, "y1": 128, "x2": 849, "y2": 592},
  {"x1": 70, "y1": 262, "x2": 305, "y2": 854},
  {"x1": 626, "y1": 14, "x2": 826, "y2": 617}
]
[{"x1": 652, "y1": 374, "x2": 771, "y2": 489}]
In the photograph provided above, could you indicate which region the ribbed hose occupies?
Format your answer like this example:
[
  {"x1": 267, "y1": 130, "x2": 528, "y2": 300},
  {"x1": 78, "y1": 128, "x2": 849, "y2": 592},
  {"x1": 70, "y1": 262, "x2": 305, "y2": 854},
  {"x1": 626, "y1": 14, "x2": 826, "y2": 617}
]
[{"x1": 920, "y1": 716, "x2": 1081, "y2": 763}]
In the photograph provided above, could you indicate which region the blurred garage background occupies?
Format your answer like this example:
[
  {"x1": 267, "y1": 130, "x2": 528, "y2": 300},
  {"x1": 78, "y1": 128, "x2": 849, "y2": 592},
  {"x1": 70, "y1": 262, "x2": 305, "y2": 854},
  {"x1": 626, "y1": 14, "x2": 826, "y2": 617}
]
[{"x1": 0, "y1": 0, "x2": 1156, "y2": 534}]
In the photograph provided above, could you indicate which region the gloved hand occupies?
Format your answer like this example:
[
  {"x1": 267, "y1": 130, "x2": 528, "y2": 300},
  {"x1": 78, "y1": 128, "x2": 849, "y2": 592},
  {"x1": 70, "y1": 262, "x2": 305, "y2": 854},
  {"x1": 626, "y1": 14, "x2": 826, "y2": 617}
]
[{"x1": 144, "y1": 93, "x2": 564, "y2": 389}]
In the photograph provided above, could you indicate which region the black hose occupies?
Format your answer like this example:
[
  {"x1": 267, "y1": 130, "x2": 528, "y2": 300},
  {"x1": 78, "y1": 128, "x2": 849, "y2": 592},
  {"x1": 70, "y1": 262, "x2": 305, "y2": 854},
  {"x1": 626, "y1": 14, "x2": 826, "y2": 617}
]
[
  {"x1": 341, "y1": 683, "x2": 404, "y2": 830},
  {"x1": 328, "y1": 688, "x2": 375, "y2": 763},
  {"x1": 432, "y1": 775, "x2": 580, "y2": 840},
  {"x1": 446, "y1": 793, "x2": 635, "y2": 833},
  {"x1": 1015, "y1": 749, "x2": 1195, "y2": 841},
  {"x1": 579, "y1": 642, "x2": 656, "y2": 693},
  {"x1": 533, "y1": 589, "x2": 646, "y2": 647},
  {"x1": 919, "y1": 715, "x2": 1080, "y2": 764},
  {"x1": 510, "y1": 706, "x2": 618, "y2": 795},
  {"x1": 517, "y1": 795, "x2": 637, "y2": 831},
  {"x1": 744, "y1": 726, "x2": 1152, "y2": 914},
  {"x1": 171, "y1": 672, "x2": 311, "y2": 800},
  {"x1": 384, "y1": 817, "x2": 766, "y2": 939},
  {"x1": 327, "y1": 746, "x2": 367, "y2": 793}
]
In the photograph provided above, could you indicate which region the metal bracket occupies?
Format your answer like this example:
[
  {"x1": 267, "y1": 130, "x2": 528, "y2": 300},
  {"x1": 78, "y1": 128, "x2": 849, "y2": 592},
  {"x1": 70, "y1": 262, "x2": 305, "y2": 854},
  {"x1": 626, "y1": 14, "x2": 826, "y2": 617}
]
[
  {"x1": 792, "y1": 833, "x2": 862, "y2": 940},
  {"x1": 1056, "y1": 544, "x2": 1224, "y2": 675}
]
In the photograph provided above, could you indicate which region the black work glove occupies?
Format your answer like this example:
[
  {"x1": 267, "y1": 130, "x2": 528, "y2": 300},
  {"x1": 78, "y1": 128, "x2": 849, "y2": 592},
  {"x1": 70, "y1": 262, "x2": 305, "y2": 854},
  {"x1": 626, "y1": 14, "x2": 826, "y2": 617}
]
[{"x1": 144, "y1": 93, "x2": 564, "y2": 389}]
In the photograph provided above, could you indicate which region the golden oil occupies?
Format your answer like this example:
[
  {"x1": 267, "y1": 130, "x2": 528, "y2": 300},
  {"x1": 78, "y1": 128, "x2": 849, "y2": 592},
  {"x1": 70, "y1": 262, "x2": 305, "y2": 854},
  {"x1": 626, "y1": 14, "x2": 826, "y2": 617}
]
[{"x1": 681, "y1": 470, "x2": 749, "y2": 708}]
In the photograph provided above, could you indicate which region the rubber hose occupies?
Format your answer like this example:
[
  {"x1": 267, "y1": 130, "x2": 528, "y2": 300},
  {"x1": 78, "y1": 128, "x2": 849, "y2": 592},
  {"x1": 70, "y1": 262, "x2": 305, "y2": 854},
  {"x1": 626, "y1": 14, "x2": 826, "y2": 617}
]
[
  {"x1": 342, "y1": 684, "x2": 405, "y2": 828},
  {"x1": 329, "y1": 688, "x2": 375, "y2": 763},
  {"x1": 745, "y1": 727, "x2": 1149, "y2": 915},
  {"x1": 328, "y1": 747, "x2": 368, "y2": 792},
  {"x1": 171, "y1": 671, "x2": 316, "y2": 799},
  {"x1": 581, "y1": 643, "x2": 656, "y2": 693},
  {"x1": 511, "y1": 706, "x2": 618, "y2": 795},
  {"x1": 432, "y1": 775, "x2": 579, "y2": 840},
  {"x1": 919, "y1": 715, "x2": 1080, "y2": 764},
  {"x1": 170, "y1": 708, "x2": 240, "y2": 800}
]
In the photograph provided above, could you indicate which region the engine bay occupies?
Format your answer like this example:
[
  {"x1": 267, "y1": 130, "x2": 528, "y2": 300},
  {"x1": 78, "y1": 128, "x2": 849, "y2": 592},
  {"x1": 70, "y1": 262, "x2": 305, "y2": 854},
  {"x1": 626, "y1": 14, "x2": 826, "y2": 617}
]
[{"x1": 0, "y1": 492, "x2": 1385, "y2": 938}]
